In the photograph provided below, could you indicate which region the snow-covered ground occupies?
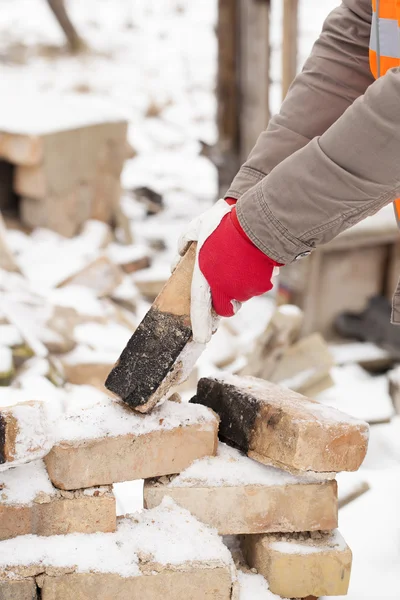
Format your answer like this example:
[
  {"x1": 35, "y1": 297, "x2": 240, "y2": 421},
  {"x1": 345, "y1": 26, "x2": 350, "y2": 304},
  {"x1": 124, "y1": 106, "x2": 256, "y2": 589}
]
[{"x1": 0, "y1": 1, "x2": 399, "y2": 598}]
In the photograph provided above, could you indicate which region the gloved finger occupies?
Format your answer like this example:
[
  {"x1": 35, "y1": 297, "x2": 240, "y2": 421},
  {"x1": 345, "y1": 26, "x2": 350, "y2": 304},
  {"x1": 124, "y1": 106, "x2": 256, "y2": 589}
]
[
  {"x1": 177, "y1": 220, "x2": 200, "y2": 256},
  {"x1": 190, "y1": 261, "x2": 214, "y2": 344},
  {"x1": 210, "y1": 288, "x2": 236, "y2": 318},
  {"x1": 196, "y1": 200, "x2": 232, "y2": 245}
]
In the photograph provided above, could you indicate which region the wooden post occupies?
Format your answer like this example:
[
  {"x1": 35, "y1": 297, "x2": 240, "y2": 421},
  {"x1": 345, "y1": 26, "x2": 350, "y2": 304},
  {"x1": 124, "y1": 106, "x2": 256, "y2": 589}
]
[
  {"x1": 216, "y1": 0, "x2": 240, "y2": 197},
  {"x1": 282, "y1": 0, "x2": 299, "y2": 100},
  {"x1": 216, "y1": 0, "x2": 270, "y2": 195},
  {"x1": 238, "y1": 0, "x2": 271, "y2": 162}
]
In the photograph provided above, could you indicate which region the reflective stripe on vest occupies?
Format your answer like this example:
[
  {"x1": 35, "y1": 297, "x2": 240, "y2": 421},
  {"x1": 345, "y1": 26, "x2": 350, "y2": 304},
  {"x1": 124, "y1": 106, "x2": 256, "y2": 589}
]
[{"x1": 369, "y1": 0, "x2": 400, "y2": 225}]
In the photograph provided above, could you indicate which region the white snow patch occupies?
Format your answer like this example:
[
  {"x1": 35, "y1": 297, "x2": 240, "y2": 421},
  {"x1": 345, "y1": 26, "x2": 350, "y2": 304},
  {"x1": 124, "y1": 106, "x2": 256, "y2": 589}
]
[
  {"x1": 107, "y1": 243, "x2": 150, "y2": 266},
  {"x1": 0, "y1": 93, "x2": 127, "y2": 135},
  {"x1": 0, "y1": 498, "x2": 233, "y2": 577},
  {"x1": 0, "y1": 460, "x2": 55, "y2": 505},
  {"x1": 316, "y1": 365, "x2": 394, "y2": 424},
  {"x1": 238, "y1": 571, "x2": 284, "y2": 600},
  {"x1": 73, "y1": 322, "x2": 133, "y2": 354},
  {"x1": 330, "y1": 342, "x2": 392, "y2": 365},
  {"x1": 0, "y1": 346, "x2": 12, "y2": 374},
  {"x1": 168, "y1": 442, "x2": 328, "y2": 488},
  {"x1": 57, "y1": 387, "x2": 216, "y2": 443},
  {"x1": 269, "y1": 530, "x2": 348, "y2": 555},
  {"x1": 0, "y1": 325, "x2": 23, "y2": 348}
]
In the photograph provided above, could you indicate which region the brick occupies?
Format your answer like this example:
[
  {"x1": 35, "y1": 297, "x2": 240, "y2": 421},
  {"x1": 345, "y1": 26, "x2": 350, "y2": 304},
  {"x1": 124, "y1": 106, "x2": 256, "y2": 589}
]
[
  {"x1": 60, "y1": 359, "x2": 114, "y2": 388},
  {"x1": 14, "y1": 165, "x2": 46, "y2": 199},
  {"x1": 134, "y1": 273, "x2": 169, "y2": 302},
  {"x1": 269, "y1": 333, "x2": 334, "y2": 398},
  {"x1": 44, "y1": 398, "x2": 218, "y2": 489},
  {"x1": 20, "y1": 184, "x2": 92, "y2": 238},
  {"x1": 91, "y1": 173, "x2": 121, "y2": 222},
  {"x1": 144, "y1": 443, "x2": 337, "y2": 535},
  {"x1": 240, "y1": 305, "x2": 303, "y2": 380},
  {"x1": 0, "y1": 398, "x2": 53, "y2": 469},
  {"x1": 58, "y1": 256, "x2": 124, "y2": 296},
  {"x1": 0, "y1": 460, "x2": 116, "y2": 540},
  {"x1": 106, "y1": 244, "x2": 205, "y2": 413},
  {"x1": 191, "y1": 375, "x2": 369, "y2": 474},
  {"x1": 0, "y1": 501, "x2": 238, "y2": 600},
  {"x1": 15, "y1": 122, "x2": 128, "y2": 199},
  {"x1": 0, "y1": 132, "x2": 43, "y2": 166},
  {"x1": 0, "y1": 579, "x2": 37, "y2": 599},
  {"x1": 242, "y1": 530, "x2": 352, "y2": 598}
]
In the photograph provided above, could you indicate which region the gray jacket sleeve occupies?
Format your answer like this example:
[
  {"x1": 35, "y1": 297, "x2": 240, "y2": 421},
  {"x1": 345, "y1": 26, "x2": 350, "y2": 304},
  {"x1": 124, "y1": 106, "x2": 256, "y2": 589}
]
[
  {"x1": 227, "y1": 0, "x2": 374, "y2": 199},
  {"x1": 231, "y1": 1, "x2": 400, "y2": 264}
]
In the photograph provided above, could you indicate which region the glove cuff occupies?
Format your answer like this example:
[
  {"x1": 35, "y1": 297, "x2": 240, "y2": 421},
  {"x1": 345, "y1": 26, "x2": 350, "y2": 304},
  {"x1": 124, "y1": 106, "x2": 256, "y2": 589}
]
[{"x1": 231, "y1": 208, "x2": 283, "y2": 267}]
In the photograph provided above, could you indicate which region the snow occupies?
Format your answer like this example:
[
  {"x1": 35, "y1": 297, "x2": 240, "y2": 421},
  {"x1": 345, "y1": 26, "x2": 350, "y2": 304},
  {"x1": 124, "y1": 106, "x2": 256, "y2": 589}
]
[
  {"x1": 269, "y1": 530, "x2": 348, "y2": 555},
  {"x1": 107, "y1": 243, "x2": 150, "y2": 266},
  {"x1": 56, "y1": 387, "x2": 216, "y2": 443},
  {"x1": 45, "y1": 286, "x2": 106, "y2": 317},
  {"x1": 0, "y1": 400, "x2": 57, "y2": 472},
  {"x1": 330, "y1": 342, "x2": 392, "y2": 365},
  {"x1": 0, "y1": 460, "x2": 55, "y2": 505},
  {"x1": 238, "y1": 572, "x2": 285, "y2": 600},
  {"x1": 73, "y1": 322, "x2": 133, "y2": 353},
  {"x1": 0, "y1": 93, "x2": 127, "y2": 135},
  {"x1": 0, "y1": 498, "x2": 234, "y2": 578},
  {"x1": 168, "y1": 442, "x2": 328, "y2": 488},
  {"x1": 316, "y1": 365, "x2": 395, "y2": 424},
  {"x1": 0, "y1": 346, "x2": 12, "y2": 374},
  {"x1": 0, "y1": 325, "x2": 23, "y2": 348}
]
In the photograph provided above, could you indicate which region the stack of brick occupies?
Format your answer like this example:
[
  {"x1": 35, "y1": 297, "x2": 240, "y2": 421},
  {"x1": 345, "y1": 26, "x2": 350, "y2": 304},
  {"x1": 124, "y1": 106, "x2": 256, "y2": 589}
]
[
  {"x1": 0, "y1": 95, "x2": 132, "y2": 237},
  {"x1": 170, "y1": 374, "x2": 368, "y2": 598},
  {"x1": 0, "y1": 392, "x2": 242, "y2": 599},
  {"x1": 0, "y1": 370, "x2": 369, "y2": 599}
]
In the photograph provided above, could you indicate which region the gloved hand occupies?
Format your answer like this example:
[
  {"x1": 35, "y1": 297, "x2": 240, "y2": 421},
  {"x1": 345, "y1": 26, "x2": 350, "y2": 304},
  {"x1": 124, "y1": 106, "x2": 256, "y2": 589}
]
[{"x1": 176, "y1": 198, "x2": 281, "y2": 344}]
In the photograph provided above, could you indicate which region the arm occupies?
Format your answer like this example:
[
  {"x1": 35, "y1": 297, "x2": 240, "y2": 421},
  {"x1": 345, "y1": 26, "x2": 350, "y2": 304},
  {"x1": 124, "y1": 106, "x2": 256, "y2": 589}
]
[
  {"x1": 237, "y1": 65, "x2": 400, "y2": 263},
  {"x1": 227, "y1": 0, "x2": 374, "y2": 199}
]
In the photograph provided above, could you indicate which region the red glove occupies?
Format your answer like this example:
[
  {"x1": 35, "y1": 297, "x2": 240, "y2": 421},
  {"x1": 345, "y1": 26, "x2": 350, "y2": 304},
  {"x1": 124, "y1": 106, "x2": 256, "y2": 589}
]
[{"x1": 198, "y1": 199, "x2": 282, "y2": 317}]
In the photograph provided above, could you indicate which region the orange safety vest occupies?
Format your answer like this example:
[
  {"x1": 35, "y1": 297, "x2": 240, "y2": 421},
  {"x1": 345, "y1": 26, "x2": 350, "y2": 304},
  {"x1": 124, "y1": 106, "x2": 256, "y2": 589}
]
[{"x1": 369, "y1": 0, "x2": 400, "y2": 222}]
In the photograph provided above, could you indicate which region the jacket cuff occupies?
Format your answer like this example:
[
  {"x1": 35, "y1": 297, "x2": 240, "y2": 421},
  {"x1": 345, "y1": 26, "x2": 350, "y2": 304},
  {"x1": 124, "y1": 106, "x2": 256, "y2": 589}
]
[
  {"x1": 236, "y1": 184, "x2": 314, "y2": 264},
  {"x1": 225, "y1": 166, "x2": 266, "y2": 201}
]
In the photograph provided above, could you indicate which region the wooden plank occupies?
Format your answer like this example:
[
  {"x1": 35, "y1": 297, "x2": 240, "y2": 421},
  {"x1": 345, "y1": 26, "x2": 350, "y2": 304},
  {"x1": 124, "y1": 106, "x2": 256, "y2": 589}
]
[
  {"x1": 282, "y1": 0, "x2": 299, "y2": 100},
  {"x1": 238, "y1": 0, "x2": 270, "y2": 161}
]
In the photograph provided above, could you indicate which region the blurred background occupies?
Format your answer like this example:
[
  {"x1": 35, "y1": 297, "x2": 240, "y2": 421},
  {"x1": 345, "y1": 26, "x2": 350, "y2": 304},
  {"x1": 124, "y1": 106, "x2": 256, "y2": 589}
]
[{"x1": 0, "y1": 1, "x2": 399, "y2": 599}]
